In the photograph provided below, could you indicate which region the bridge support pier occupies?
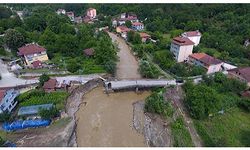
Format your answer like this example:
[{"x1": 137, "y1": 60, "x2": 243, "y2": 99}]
[{"x1": 135, "y1": 87, "x2": 139, "y2": 93}]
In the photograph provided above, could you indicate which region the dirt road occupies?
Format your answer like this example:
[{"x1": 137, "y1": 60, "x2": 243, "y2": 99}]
[
  {"x1": 108, "y1": 32, "x2": 141, "y2": 79},
  {"x1": 164, "y1": 86, "x2": 203, "y2": 147}
]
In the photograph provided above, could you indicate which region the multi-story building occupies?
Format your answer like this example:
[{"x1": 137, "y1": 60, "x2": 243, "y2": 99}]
[
  {"x1": 181, "y1": 30, "x2": 202, "y2": 46},
  {"x1": 170, "y1": 36, "x2": 194, "y2": 62},
  {"x1": 132, "y1": 22, "x2": 144, "y2": 31},
  {"x1": 188, "y1": 53, "x2": 223, "y2": 74},
  {"x1": 112, "y1": 13, "x2": 138, "y2": 27},
  {"x1": 86, "y1": 8, "x2": 97, "y2": 19},
  {"x1": 0, "y1": 89, "x2": 19, "y2": 114},
  {"x1": 228, "y1": 67, "x2": 250, "y2": 86},
  {"x1": 18, "y1": 43, "x2": 49, "y2": 66}
]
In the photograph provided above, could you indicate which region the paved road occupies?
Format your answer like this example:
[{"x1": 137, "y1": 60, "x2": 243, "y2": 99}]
[
  {"x1": 108, "y1": 32, "x2": 141, "y2": 79},
  {"x1": 0, "y1": 59, "x2": 38, "y2": 88}
]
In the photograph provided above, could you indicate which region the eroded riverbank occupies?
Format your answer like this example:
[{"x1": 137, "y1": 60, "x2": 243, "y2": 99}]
[{"x1": 76, "y1": 86, "x2": 151, "y2": 146}]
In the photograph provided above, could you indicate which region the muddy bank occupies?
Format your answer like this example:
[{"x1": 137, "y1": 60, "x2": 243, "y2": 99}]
[
  {"x1": 133, "y1": 101, "x2": 172, "y2": 147},
  {"x1": 76, "y1": 86, "x2": 151, "y2": 147}
]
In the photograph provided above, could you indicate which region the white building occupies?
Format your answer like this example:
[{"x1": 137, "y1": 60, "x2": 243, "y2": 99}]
[
  {"x1": 170, "y1": 36, "x2": 195, "y2": 62},
  {"x1": 56, "y1": 9, "x2": 66, "y2": 15},
  {"x1": 86, "y1": 8, "x2": 97, "y2": 19},
  {"x1": 182, "y1": 30, "x2": 202, "y2": 46},
  {"x1": 0, "y1": 89, "x2": 19, "y2": 114}
]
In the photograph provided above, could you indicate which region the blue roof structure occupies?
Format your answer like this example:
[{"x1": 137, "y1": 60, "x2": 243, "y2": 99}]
[{"x1": 18, "y1": 104, "x2": 54, "y2": 116}]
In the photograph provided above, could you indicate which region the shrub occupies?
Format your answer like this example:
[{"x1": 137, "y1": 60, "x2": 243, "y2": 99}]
[
  {"x1": 39, "y1": 74, "x2": 50, "y2": 87},
  {"x1": 0, "y1": 112, "x2": 11, "y2": 122},
  {"x1": 144, "y1": 91, "x2": 174, "y2": 118},
  {"x1": 0, "y1": 136, "x2": 5, "y2": 147},
  {"x1": 39, "y1": 106, "x2": 59, "y2": 120}
]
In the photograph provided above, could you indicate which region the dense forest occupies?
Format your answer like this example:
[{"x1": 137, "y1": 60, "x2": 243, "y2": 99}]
[
  {"x1": 0, "y1": 4, "x2": 117, "y2": 74},
  {"x1": 0, "y1": 4, "x2": 250, "y2": 76}
]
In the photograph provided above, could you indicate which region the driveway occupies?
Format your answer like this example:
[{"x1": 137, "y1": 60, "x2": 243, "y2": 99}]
[{"x1": 0, "y1": 59, "x2": 38, "y2": 88}]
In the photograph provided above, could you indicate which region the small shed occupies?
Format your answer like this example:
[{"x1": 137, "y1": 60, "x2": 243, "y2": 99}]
[
  {"x1": 18, "y1": 104, "x2": 54, "y2": 117},
  {"x1": 43, "y1": 79, "x2": 57, "y2": 92}
]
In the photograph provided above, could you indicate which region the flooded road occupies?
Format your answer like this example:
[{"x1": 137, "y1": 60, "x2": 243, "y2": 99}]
[
  {"x1": 76, "y1": 86, "x2": 151, "y2": 147},
  {"x1": 108, "y1": 32, "x2": 141, "y2": 79}
]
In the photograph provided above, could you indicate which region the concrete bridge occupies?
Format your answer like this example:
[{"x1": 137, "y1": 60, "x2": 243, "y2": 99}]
[{"x1": 104, "y1": 79, "x2": 177, "y2": 91}]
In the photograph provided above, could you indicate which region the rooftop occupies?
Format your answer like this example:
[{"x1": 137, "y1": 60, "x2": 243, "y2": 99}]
[
  {"x1": 32, "y1": 60, "x2": 42, "y2": 68},
  {"x1": 132, "y1": 22, "x2": 143, "y2": 26},
  {"x1": 139, "y1": 32, "x2": 151, "y2": 38},
  {"x1": 18, "y1": 104, "x2": 54, "y2": 116},
  {"x1": 117, "y1": 26, "x2": 131, "y2": 32},
  {"x1": 18, "y1": 43, "x2": 46, "y2": 56},
  {"x1": 43, "y1": 79, "x2": 57, "y2": 89},
  {"x1": 189, "y1": 53, "x2": 223, "y2": 65},
  {"x1": 182, "y1": 30, "x2": 202, "y2": 37},
  {"x1": 172, "y1": 36, "x2": 195, "y2": 46},
  {"x1": 228, "y1": 67, "x2": 250, "y2": 82}
]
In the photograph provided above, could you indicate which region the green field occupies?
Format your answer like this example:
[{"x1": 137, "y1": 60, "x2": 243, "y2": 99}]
[{"x1": 194, "y1": 108, "x2": 250, "y2": 147}]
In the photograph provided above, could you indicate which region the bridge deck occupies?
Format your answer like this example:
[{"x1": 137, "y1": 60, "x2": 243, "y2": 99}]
[{"x1": 105, "y1": 79, "x2": 177, "y2": 90}]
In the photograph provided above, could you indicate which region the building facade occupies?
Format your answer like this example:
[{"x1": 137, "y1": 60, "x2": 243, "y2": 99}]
[
  {"x1": 181, "y1": 30, "x2": 202, "y2": 46},
  {"x1": 86, "y1": 8, "x2": 97, "y2": 19},
  {"x1": 18, "y1": 43, "x2": 49, "y2": 66},
  {"x1": 0, "y1": 89, "x2": 19, "y2": 114},
  {"x1": 188, "y1": 53, "x2": 223, "y2": 74},
  {"x1": 228, "y1": 67, "x2": 250, "y2": 86},
  {"x1": 132, "y1": 22, "x2": 144, "y2": 31},
  {"x1": 170, "y1": 36, "x2": 194, "y2": 62},
  {"x1": 56, "y1": 9, "x2": 66, "y2": 15}
]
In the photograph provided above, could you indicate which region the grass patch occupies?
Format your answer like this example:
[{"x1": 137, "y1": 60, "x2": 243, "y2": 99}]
[
  {"x1": 18, "y1": 90, "x2": 69, "y2": 110},
  {"x1": 171, "y1": 117, "x2": 194, "y2": 147},
  {"x1": 194, "y1": 107, "x2": 250, "y2": 147}
]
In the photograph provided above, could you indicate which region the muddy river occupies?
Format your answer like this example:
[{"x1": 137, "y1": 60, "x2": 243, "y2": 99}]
[{"x1": 76, "y1": 86, "x2": 151, "y2": 147}]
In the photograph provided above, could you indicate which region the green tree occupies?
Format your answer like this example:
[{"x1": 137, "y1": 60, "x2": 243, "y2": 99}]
[
  {"x1": 39, "y1": 74, "x2": 50, "y2": 87},
  {"x1": 4, "y1": 29, "x2": 25, "y2": 54},
  {"x1": 125, "y1": 20, "x2": 132, "y2": 28}
]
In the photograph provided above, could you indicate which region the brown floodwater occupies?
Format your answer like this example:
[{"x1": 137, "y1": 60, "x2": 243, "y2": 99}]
[{"x1": 76, "y1": 86, "x2": 151, "y2": 147}]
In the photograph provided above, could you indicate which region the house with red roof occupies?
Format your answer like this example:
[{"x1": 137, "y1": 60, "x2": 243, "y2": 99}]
[
  {"x1": 228, "y1": 67, "x2": 250, "y2": 86},
  {"x1": 132, "y1": 22, "x2": 144, "y2": 31},
  {"x1": 170, "y1": 36, "x2": 195, "y2": 62},
  {"x1": 182, "y1": 30, "x2": 202, "y2": 46},
  {"x1": 139, "y1": 32, "x2": 151, "y2": 43},
  {"x1": 188, "y1": 53, "x2": 223, "y2": 74},
  {"x1": 116, "y1": 26, "x2": 132, "y2": 39},
  {"x1": 0, "y1": 89, "x2": 19, "y2": 114},
  {"x1": 18, "y1": 43, "x2": 49, "y2": 66}
]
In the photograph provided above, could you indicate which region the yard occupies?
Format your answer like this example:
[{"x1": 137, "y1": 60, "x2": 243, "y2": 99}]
[
  {"x1": 17, "y1": 90, "x2": 69, "y2": 110},
  {"x1": 194, "y1": 107, "x2": 250, "y2": 147}
]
